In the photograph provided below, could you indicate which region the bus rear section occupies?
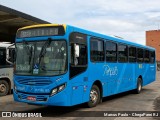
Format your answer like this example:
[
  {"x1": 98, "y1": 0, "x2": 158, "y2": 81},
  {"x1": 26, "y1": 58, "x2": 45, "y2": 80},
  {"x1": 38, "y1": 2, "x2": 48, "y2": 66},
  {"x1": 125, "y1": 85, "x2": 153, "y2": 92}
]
[{"x1": 88, "y1": 37, "x2": 156, "y2": 99}]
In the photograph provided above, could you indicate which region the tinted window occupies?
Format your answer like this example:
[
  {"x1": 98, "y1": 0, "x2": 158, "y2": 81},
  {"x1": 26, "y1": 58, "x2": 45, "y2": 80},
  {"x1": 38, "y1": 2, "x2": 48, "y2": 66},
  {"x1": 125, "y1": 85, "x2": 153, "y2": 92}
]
[
  {"x1": 144, "y1": 50, "x2": 149, "y2": 63},
  {"x1": 129, "y1": 47, "x2": 136, "y2": 62},
  {"x1": 71, "y1": 44, "x2": 87, "y2": 66},
  {"x1": 118, "y1": 44, "x2": 128, "y2": 62},
  {"x1": 90, "y1": 38, "x2": 104, "y2": 62},
  {"x1": 9, "y1": 48, "x2": 15, "y2": 63},
  {"x1": 150, "y1": 51, "x2": 155, "y2": 63},
  {"x1": 106, "y1": 41, "x2": 117, "y2": 62},
  {"x1": 137, "y1": 48, "x2": 144, "y2": 62},
  {"x1": 0, "y1": 48, "x2": 6, "y2": 66}
]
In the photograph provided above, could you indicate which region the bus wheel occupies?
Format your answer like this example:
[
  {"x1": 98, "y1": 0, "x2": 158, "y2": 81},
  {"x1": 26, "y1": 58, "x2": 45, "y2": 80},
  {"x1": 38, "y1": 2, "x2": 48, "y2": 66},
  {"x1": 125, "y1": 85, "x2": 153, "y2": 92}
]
[
  {"x1": 135, "y1": 78, "x2": 142, "y2": 94},
  {"x1": 87, "y1": 85, "x2": 100, "y2": 108},
  {"x1": 0, "y1": 80, "x2": 9, "y2": 96}
]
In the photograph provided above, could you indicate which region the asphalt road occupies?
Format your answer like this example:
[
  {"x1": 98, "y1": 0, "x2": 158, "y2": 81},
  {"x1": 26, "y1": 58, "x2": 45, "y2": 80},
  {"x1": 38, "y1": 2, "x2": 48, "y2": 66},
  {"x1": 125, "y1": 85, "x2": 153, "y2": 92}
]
[{"x1": 1, "y1": 72, "x2": 160, "y2": 120}]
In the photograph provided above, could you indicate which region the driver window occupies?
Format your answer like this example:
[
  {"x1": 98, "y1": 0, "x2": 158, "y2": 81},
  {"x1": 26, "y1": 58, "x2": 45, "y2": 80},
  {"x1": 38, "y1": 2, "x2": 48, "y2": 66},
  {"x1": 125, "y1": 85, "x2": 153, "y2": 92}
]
[
  {"x1": 71, "y1": 44, "x2": 87, "y2": 66},
  {"x1": 69, "y1": 32, "x2": 88, "y2": 79}
]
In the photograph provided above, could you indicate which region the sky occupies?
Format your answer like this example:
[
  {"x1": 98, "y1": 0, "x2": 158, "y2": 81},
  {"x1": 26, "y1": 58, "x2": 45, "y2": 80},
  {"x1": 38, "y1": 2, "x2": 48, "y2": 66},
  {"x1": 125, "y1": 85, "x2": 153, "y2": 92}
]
[{"x1": 1, "y1": 0, "x2": 160, "y2": 45}]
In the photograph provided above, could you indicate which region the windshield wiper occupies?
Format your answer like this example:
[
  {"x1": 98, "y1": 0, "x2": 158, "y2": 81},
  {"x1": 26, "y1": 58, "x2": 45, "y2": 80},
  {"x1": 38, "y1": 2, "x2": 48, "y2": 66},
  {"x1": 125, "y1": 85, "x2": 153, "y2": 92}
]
[{"x1": 38, "y1": 38, "x2": 52, "y2": 64}]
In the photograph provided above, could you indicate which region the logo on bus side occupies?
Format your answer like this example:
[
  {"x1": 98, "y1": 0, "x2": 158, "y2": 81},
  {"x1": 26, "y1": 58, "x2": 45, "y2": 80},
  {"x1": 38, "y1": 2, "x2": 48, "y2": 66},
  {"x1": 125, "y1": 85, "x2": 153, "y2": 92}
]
[{"x1": 103, "y1": 65, "x2": 118, "y2": 76}]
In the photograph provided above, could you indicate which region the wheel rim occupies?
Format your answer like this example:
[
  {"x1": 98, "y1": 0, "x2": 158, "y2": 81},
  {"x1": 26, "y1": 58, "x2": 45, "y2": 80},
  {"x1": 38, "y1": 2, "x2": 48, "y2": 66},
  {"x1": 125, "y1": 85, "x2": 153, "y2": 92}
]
[
  {"x1": 0, "y1": 84, "x2": 6, "y2": 93},
  {"x1": 90, "y1": 89, "x2": 98, "y2": 104}
]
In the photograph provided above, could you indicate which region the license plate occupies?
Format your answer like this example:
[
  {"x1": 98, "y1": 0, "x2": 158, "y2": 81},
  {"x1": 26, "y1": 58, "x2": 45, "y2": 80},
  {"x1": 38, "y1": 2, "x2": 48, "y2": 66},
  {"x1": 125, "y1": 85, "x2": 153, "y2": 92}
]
[{"x1": 27, "y1": 96, "x2": 36, "y2": 101}]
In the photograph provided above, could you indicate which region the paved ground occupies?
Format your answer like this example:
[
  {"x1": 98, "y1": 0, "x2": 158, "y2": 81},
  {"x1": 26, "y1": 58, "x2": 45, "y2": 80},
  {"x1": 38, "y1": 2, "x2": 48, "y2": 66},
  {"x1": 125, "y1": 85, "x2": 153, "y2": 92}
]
[{"x1": 0, "y1": 71, "x2": 160, "y2": 120}]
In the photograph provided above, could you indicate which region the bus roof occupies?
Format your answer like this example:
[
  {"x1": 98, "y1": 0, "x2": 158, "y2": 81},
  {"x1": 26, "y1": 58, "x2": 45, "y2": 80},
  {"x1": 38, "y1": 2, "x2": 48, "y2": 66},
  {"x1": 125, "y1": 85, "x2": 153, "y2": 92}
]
[
  {"x1": 17, "y1": 24, "x2": 155, "y2": 51},
  {"x1": 18, "y1": 24, "x2": 67, "y2": 31}
]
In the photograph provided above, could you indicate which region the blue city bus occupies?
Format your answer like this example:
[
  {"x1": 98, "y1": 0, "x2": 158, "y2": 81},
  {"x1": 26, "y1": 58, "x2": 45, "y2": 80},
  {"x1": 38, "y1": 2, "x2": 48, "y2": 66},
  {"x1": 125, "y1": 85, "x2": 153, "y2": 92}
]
[{"x1": 13, "y1": 24, "x2": 156, "y2": 107}]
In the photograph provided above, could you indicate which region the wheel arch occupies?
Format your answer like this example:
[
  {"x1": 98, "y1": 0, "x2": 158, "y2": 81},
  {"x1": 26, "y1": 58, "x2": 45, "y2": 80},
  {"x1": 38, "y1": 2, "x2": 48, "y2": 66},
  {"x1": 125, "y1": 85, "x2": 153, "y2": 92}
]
[{"x1": 92, "y1": 80, "x2": 103, "y2": 99}]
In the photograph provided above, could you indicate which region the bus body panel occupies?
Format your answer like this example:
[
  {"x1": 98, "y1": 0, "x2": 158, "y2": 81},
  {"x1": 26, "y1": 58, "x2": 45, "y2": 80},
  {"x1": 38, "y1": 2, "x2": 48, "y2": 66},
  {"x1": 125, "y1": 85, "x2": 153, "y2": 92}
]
[
  {"x1": 88, "y1": 62, "x2": 132, "y2": 97},
  {"x1": 87, "y1": 62, "x2": 156, "y2": 98}
]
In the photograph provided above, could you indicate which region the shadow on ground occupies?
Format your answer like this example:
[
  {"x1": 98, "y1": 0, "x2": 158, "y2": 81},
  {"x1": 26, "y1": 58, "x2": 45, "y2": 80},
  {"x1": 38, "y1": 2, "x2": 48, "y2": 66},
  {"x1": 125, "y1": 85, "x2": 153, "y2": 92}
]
[{"x1": 23, "y1": 88, "x2": 151, "y2": 117}]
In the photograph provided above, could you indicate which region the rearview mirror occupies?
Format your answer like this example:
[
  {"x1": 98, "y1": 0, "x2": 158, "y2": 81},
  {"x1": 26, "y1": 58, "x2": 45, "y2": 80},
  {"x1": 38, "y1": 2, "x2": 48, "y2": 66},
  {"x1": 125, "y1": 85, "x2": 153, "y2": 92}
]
[
  {"x1": 6, "y1": 43, "x2": 15, "y2": 65},
  {"x1": 74, "y1": 44, "x2": 79, "y2": 57}
]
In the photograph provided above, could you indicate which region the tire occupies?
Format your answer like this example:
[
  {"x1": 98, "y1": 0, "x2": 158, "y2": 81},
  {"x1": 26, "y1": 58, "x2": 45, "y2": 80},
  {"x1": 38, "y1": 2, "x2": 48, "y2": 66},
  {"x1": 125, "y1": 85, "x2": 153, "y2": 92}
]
[
  {"x1": 134, "y1": 78, "x2": 142, "y2": 94},
  {"x1": 87, "y1": 85, "x2": 100, "y2": 108},
  {"x1": 0, "y1": 80, "x2": 9, "y2": 96}
]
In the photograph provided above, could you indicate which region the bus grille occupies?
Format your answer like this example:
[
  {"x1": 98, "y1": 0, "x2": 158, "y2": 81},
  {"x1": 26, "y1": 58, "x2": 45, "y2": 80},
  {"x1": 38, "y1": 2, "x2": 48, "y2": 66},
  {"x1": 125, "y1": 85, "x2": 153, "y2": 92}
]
[
  {"x1": 16, "y1": 77, "x2": 52, "y2": 86},
  {"x1": 19, "y1": 93, "x2": 48, "y2": 101}
]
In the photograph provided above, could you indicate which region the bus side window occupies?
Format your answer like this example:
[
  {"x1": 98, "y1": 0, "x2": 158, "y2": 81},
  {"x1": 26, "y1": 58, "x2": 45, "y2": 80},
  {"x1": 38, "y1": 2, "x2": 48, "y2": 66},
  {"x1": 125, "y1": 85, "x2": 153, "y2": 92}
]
[
  {"x1": 90, "y1": 38, "x2": 104, "y2": 62},
  {"x1": 118, "y1": 44, "x2": 128, "y2": 62},
  {"x1": 144, "y1": 50, "x2": 150, "y2": 63},
  {"x1": 150, "y1": 51, "x2": 155, "y2": 63},
  {"x1": 129, "y1": 46, "x2": 136, "y2": 62},
  {"x1": 0, "y1": 48, "x2": 6, "y2": 66},
  {"x1": 70, "y1": 43, "x2": 87, "y2": 66},
  {"x1": 78, "y1": 44, "x2": 87, "y2": 65},
  {"x1": 9, "y1": 48, "x2": 15, "y2": 63},
  {"x1": 137, "y1": 48, "x2": 144, "y2": 63},
  {"x1": 106, "y1": 41, "x2": 117, "y2": 62}
]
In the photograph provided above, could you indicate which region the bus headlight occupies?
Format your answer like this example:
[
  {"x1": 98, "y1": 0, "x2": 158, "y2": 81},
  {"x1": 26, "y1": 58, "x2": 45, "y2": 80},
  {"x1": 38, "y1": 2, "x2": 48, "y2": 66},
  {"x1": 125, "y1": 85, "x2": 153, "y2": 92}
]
[
  {"x1": 51, "y1": 88, "x2": 58, "y2": 96},
  {"x1": 50, "y1": 83, "x2": 66, "y2": 96}
]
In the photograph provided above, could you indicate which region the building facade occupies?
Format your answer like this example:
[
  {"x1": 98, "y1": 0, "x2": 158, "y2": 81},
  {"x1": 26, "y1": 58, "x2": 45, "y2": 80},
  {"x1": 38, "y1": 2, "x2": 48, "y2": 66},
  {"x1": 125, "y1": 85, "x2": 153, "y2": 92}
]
[
  {"x1": 146, "y1": 30, "x2": 160, "y2": 70},
  {"x1": 146, "y1": 30, "x2": 160, "y2": 62}
]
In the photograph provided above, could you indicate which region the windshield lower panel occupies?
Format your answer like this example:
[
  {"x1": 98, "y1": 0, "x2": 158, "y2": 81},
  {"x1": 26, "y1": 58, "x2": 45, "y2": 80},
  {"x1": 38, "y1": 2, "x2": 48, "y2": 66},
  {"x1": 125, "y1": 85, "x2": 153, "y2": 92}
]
[{"x1": 15, "y1": 40, "x2": 67, "y2": 76}]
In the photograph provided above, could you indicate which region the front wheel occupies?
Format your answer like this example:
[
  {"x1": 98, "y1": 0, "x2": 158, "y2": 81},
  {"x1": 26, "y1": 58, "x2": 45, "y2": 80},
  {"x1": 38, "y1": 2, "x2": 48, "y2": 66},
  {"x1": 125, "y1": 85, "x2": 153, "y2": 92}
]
[
  {"x1": 87, "y1": 85, "x2": 100, "y2": 108},
  {"x1": 0, "y1": 80, "x2": 9, "y2": 96}
]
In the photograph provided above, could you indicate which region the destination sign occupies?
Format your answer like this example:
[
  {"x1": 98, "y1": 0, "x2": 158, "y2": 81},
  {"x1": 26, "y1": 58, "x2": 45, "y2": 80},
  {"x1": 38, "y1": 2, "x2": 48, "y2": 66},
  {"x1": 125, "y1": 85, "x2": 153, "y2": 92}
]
[{"x1": 17, "y1": 26, "x2": 65, "y2": 38}]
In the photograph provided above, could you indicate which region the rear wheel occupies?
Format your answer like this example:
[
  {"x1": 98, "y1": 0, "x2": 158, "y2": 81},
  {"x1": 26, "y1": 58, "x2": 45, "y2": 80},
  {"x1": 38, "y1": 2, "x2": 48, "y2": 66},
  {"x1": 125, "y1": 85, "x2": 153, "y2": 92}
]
[
  {"x1": 87, "y1": 85, "x2": 100, "y2": 108},
  {"x1": 0, "y1": 80, "x2": 9, "y2": 96},
  {"x1": 134, "y1": 78, "x2": 142, "y2": 94}
]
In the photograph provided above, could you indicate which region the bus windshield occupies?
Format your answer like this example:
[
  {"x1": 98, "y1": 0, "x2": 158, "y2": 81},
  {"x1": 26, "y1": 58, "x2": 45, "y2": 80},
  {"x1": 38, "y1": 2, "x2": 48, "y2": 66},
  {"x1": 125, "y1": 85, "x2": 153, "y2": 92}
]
[{"x1": 15, "y1": 40, "x2": 67, "y2": 76}]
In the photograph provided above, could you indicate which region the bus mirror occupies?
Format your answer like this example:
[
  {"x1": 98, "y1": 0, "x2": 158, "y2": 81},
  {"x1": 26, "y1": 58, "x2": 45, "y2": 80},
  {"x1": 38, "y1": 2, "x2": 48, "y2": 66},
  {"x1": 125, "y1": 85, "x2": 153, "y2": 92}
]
[
  {"x1": 74, "y1": 44, "x2": 79, "y2": 57},
  {"x1": 6, "y1": 43, "x2": 15, "y2": 65}
]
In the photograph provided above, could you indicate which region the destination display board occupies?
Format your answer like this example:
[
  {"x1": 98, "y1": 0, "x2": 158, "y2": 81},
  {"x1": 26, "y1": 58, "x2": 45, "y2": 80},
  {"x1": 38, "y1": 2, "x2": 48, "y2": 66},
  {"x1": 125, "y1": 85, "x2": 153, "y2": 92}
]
[{"x1": 17, "y1": 26, "x2": 65, "y2": 38}]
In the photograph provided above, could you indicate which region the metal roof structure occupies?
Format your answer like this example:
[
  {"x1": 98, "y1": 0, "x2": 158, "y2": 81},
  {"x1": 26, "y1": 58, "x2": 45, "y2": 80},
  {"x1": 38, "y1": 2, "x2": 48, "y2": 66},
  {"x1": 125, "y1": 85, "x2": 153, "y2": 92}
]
[{"x1": 0, "y1": 4, "x2": 50, "y2": 43}]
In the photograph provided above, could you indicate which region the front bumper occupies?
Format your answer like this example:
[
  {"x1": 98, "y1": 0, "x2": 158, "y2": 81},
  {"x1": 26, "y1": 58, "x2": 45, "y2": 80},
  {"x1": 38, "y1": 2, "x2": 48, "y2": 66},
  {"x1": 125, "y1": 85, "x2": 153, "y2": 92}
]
[{"x1": 13, "y1": 88, "x2": 71, "y2": 106}]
